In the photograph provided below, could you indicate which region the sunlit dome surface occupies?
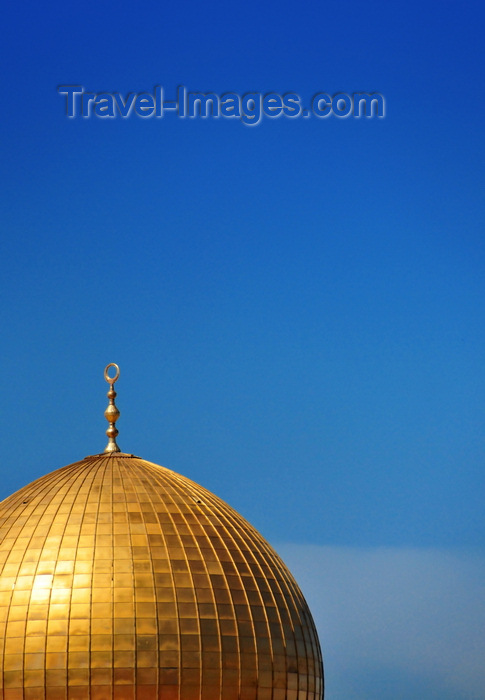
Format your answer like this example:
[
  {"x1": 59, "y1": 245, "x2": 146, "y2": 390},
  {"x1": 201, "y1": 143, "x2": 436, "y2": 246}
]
[{"x1": 0, "y1": 367, "x2": 323, "y2": 700}]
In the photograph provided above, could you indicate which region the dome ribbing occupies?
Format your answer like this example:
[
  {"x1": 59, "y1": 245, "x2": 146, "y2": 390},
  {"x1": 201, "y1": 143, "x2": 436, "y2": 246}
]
[{"x1": 0, "y1": 453, "x2": 324, "y2": 700}]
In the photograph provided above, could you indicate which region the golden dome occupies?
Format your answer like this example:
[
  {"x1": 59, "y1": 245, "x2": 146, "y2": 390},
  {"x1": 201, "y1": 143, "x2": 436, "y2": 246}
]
[{"x1": 0, "y1": 368, "x2": 324, "y2": 700}]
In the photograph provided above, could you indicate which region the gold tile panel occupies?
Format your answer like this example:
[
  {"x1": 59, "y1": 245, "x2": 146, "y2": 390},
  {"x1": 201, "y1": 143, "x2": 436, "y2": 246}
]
[{"x1": 0, "y1": 454, "x2": 324, "y2": 698}]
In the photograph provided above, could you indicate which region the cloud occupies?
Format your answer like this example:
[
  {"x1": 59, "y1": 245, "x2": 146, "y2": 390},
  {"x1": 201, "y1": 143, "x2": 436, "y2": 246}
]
[{"x1": 276, "y1": 544, "x2": 485, "y2": 700}]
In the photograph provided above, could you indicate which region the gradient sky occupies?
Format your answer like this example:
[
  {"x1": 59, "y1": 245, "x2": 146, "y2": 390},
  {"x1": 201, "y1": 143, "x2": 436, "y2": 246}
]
[{"x1": 1, "y1": 1, "x2": 484, "y2": 698}]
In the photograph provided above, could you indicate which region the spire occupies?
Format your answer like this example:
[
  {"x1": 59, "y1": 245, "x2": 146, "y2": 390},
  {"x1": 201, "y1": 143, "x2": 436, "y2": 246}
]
[{"x1": 104, "y1": 363, "x2": 121, "y2": 453}]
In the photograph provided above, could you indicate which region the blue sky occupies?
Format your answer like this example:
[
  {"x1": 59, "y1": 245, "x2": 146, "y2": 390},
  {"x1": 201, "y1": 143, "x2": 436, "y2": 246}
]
[{"x1": 1, "y1": 0, "x2": 484, "y2": 697}]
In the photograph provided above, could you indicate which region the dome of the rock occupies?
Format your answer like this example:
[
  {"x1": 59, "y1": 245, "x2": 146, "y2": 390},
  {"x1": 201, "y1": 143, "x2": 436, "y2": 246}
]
[{"x1": 0, "y1": 366, "x2": 324, "y2": 700}]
